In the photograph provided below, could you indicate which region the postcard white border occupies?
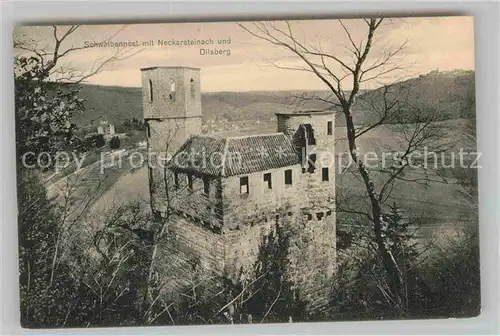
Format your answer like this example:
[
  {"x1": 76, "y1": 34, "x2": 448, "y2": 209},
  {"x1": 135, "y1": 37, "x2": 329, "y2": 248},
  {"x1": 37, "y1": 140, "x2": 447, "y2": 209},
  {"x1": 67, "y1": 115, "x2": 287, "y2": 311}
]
[{"x1": 1, "y1": 1, "x2": 499, "y2": 335}]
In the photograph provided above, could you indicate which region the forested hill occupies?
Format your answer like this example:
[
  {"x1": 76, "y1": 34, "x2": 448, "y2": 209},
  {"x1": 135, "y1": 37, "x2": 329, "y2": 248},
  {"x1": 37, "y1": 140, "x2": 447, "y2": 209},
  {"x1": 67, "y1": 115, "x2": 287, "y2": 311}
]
[
  {"x1": 71, "y1": 69, "x2": 475, "y2": 128},
  {"x1": 356, "y1": 69, "x2": 476, "y2": 124}
]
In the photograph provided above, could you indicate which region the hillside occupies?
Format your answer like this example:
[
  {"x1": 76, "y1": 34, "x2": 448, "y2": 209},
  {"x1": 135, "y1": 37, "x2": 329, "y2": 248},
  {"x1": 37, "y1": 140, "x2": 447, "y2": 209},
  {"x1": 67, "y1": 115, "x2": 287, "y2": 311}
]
[
  {"x1": 72, "y1": 85, "x2": 143, "y2": 127},
  {"x1": 356, "y1": 69, "x2": 476, "y2": 125},
  {"x1": 71, "y1": 85, "x2": 336, "y2": 127},
  {"x1": 71, "y1": 69, "x2": 475, "y2": 129}
]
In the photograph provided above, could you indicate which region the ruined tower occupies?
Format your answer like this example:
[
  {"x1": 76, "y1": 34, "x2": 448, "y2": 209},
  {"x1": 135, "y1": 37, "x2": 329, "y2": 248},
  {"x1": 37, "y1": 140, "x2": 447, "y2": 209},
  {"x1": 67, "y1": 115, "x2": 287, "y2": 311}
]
[
  {"x1": 276, "y1": 111, "x2": 336, "y2": 209},
  {"x1": 141, "y1": 67, "x2": 336, "y2": 311},
  {"x1": 275, "y1": 111, "x2": 337, "y2": 309},
  {"x1": 141, "y1": 66, "x2": 202, "y2": 214}
]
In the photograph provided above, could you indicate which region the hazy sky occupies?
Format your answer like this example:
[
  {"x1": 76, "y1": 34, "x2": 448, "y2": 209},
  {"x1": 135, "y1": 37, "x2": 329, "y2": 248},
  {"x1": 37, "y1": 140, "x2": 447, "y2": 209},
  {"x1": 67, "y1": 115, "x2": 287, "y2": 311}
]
[{"x1": 14, "y1": 16, "x2": 474, "y2": 92}]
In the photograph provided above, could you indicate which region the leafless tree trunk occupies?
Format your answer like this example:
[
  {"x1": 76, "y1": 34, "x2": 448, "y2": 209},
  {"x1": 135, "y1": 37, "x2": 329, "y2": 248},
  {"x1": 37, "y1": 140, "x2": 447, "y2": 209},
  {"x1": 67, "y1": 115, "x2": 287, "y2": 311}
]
[
  {"x1": 141, "y1": 121, "x2": 185, "y2": 323},
  {"x1": 14, "y1": 25, "x2": 143, "y2": 84},
  {"x1": 15, "y1": 25, "x2": 146, "y2": 325},
  {"x1": 238, "y1": 19, "x2": 451, "y2": 310}
]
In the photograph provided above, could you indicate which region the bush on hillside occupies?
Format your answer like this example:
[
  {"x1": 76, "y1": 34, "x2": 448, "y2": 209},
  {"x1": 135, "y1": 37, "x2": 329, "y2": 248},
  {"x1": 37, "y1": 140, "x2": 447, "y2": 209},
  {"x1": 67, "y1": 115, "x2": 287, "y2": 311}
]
[
  {"x1": 84, "y1": 133, "x2": 105, "y2": 148},
  {"x1": 109, "y1": 136, "x2": 121, "y2": 149}
]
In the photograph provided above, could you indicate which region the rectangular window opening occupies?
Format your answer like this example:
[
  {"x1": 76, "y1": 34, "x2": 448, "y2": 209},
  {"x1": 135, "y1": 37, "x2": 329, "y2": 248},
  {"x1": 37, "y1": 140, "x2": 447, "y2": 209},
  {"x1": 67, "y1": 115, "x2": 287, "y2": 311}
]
[
  {"x1": 327, "y1": 121, "x2": 333, "y2": 135},
  {"x1": 263, "y1": 173, "x2": 272, "y2": 189},
  {"x1": 322, "y1": 167, "x2": 329, "y2": 181},
  {"x1": 284, "y1": 169, "x2": 293, "y2": 185},
  {"x1": 308, "y1": 154, "x2": 317, "y2": 174},
  {"x1": 174, "y1": 172, "x2": 179, "y2": 188},
  {"x1": 240, "y1": 176, "x2": 249, "y2": 194},
  {"x1": 188, "y1": 174, "x2": 193, "y2": 190},
  {"x1": 148, "y1": 79, "x2": 153, "y2": 102},
  {"x1": 203, "y1": 176, "x2": 210, "y2": 195}
]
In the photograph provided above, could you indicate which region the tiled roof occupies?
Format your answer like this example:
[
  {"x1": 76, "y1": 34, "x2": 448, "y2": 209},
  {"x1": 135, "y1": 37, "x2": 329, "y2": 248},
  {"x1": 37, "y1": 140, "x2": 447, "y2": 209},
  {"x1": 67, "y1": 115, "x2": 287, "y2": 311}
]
[{"x1": 169, "y1": 133, "x2": 300, "y2": 177}]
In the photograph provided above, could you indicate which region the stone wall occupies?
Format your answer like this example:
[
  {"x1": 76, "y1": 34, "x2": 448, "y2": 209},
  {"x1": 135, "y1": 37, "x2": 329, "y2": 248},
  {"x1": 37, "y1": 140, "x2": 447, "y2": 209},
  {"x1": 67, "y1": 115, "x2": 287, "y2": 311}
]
[
  {"x1": 220, "y1": 162, "x2": 336, "y2": 308},
  {"x1": 170, "y1": 171, "x2": 223, "y2": 231},
  {"x1": 276, "y1": 112, "x2": 336, "y2": 208},
  {"x1": 288, "y1": 210, "x2": 336, "y2": 309},
  {"x1": 221, "y1": 165, "x2": 305, "y2": 230},
  {"x1": 146, "y1": 113, "x2": 202, "y2": 215},
  {"x1": 220, "y1": 164, "x2": 301, "y2": 280},
  {"x1": 147, "y1": 117, "x2": 202, "y2": 155},
  {"x1": 141, "y1": 67, "x2": 202, "y2": 120},
  {"x1": 154, "y1": 214, "x2": 225, "y2": 297}
]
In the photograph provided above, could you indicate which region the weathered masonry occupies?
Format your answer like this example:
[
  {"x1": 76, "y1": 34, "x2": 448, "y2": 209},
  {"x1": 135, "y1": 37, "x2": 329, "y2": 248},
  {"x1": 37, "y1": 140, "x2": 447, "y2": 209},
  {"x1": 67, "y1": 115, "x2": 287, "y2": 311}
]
[{"x1": 141, "y1": 66, "x2": 336, "y2": 309}]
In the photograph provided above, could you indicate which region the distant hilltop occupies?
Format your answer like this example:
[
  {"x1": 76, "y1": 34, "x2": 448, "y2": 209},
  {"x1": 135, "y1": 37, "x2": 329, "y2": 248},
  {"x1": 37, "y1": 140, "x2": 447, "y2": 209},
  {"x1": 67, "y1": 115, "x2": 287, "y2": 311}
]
[{"x1": 70, "y1": 69, "x2": 475, "y2": 128}]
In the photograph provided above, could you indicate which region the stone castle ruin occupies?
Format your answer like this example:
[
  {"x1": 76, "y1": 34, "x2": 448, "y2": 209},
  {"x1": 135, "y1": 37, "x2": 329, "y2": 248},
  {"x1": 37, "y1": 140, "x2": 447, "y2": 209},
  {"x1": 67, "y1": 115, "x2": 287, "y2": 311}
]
[{"x1": 142, "y1": 66, "x2": 336, "y2": 309}]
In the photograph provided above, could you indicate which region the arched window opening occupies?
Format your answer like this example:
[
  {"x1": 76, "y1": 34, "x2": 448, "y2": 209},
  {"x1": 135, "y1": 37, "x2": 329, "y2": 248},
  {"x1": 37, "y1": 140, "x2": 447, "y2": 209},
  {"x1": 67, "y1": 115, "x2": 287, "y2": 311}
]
[
  {"x1": 169, "y1": 79, "x2": 176, "y2": 100},
  {"x1": 190, "y1": 78, "x2": 195, "y2": 98},
  {"x1": 148, "y1": 79, "x2": 153, "y2": 101},
  {"x1": 299, "y1": 124, "x2": 316, "y2": 146}
]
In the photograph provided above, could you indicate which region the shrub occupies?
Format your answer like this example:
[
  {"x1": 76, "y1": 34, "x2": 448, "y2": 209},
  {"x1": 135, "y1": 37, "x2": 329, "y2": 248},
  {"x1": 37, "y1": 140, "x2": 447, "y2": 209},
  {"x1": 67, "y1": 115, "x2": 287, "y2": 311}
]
[
  {"x1": 109, "y1": 136, "x2": 121, "y2": 149},
  {"x1": 95, "y1": 134, "x2": 105, "y2": 148},
  {"x1": 84, "y1": 133, "x2": 105, "y2": 148},
  {"x1": 415, "y1": 226, "x2": 480, "y2": 317}
]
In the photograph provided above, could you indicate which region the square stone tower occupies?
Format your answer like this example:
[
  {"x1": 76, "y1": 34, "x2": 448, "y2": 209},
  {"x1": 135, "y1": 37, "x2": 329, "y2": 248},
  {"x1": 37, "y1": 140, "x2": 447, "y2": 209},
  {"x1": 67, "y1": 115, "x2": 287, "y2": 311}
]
[
  {"x1": 141, "y1": 66, "x2": 202, "y2": 214},
  {"x1": 276, "y1": 111, "x2": 337, "y2": 309}
]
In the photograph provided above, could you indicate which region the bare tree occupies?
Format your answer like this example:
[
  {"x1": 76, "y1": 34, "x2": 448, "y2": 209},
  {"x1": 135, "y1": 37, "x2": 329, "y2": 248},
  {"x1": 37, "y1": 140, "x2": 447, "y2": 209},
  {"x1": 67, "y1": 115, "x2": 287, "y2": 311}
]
[
  {"x1": 15, "y1": 25, "x2": 146, "y2": 326},
  {"x1": 14, "y1": 25, "x2": 142, "y2": 84},
  {"x1": 238, "y1": 19, "x2": 452, "y2": 310},
  {"x1": 14, "y1": 25, "x2": 144, "y2": 167},
  {"x1": 141, "y1": 120, "x2": 188, "y2": 323}
]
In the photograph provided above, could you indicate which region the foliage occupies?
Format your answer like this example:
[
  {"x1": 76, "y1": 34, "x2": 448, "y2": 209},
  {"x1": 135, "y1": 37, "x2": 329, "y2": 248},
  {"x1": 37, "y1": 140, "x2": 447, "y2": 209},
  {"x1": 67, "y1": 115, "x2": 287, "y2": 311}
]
[
  {"x1": 17, "y1": 168, "x2": 80, "y2": 327},
  {"x1": 15, "y1": 26, "x2": 154, "y2": 328},
  {"x1": 150, "y1": 278, "x2": 233, "y2": 325},
  {"x1": 15, "y1": 57, "x2": 85, "y2": 167},
  {"x1": 330, "y1": 203, "x2": 418, "y2": 319},
  {"x1": 382, "y1": 203, "x2": 420, "y2": 264},
  {"x1": 63, "y1": 202, "x2": 153, "y2": 327},
  {"x1": 330, "y1": 203, "x2": 480, "y2": 320},
  {"x1": 109, "y1": 136, "x2": 121, "y2": 149},
  {"x1": 84, "y1": 133, "x2": 106, "y2": 149},
  {"x1": 18, "y1": 181, "x2": 155, "y2": 328},
  {"x1": 240, "y1": 222, "x2": 307, "y2": 323},
  {"x1": 416, "y1": 226, "x2": 480, "y2": 317},
  {"x1": 118, "y1": 117, "x2": 145, "y2": 133},
  {"x1": 95, "y1": 134, "x2": 106, "y2": 148},
  {"x1": 357, "y1": 69, "x2": 475, "y2": 124}
]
